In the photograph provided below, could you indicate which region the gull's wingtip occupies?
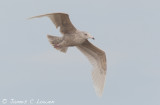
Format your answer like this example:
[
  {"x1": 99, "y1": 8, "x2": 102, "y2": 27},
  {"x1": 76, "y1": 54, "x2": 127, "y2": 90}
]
[
  {"x1": 27, "y1": 17, "x2": 33, "y2": 20},
  {"x1": 27, "y1": 14, "x2": 47, "y2": 20},
  {"x1": 92, "y1": 68, "x2": 106, "y2": 97},
  {"x1": 27, "y1": 16, "x2": 40, "y2": 20}
]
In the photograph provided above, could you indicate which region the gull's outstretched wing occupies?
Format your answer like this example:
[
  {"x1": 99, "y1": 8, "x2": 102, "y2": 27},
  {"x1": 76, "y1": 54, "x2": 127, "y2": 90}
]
[
  {"x1": 77, "y1": 40, "x2": 107, "y2": 97},
  {"x1": 29, "y1": 13, "x2": 77, "y2": 35}
]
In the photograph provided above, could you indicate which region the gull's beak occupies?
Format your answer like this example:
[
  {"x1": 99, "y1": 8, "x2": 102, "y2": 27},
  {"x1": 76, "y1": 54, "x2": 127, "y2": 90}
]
[{"x1": 88, "y1": 34, "x2": 95, "y2": 40}]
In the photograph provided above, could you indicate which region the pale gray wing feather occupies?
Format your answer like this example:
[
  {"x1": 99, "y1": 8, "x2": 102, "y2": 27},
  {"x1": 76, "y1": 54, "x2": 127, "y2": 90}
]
[
  {"x1": 77, "y1": 40, "x2": 107, "y2": 97},
  {"x1": 29, "y1": 13, "x2": 77, "y2": 35}
]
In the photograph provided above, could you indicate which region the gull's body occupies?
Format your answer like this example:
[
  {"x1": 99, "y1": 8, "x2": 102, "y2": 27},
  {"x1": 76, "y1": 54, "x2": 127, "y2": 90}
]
[{"x1": 29, "y1": 13, "x2": 107, "y2": 97}]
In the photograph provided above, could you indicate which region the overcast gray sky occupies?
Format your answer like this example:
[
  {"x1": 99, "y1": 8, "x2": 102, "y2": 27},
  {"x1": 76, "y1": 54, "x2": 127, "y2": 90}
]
[{"x1": 0, "y1": 0, "x2": 160, "y2": 105}]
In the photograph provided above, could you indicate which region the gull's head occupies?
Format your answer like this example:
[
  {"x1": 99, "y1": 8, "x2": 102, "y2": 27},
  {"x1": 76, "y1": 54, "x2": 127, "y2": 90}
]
[{"x1": 82, "y1": 32, "x2": 95, "y2": 40}]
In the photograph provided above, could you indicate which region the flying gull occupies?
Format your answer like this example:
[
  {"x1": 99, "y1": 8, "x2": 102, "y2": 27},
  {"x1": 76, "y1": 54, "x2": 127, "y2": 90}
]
[{"x1": 29, "y1": 13, "x2": 107, "y2": 97}]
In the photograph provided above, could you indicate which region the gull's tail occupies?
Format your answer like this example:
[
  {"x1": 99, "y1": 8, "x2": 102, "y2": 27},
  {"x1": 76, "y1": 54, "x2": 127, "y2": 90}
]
[{"x1": 47, "y1": 35, "x2": 68, "y2": 53}]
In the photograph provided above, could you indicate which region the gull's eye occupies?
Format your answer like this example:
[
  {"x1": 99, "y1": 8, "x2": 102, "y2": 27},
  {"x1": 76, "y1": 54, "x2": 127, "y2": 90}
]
[{"x1": 84, "y1": 34, "x2": 87, "y2": 35}]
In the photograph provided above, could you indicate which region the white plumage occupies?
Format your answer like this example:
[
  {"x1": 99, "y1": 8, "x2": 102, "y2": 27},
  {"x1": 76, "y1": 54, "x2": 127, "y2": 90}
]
[{"x1": 29, "y1": 13, "x2": 107, "y2": 97}]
